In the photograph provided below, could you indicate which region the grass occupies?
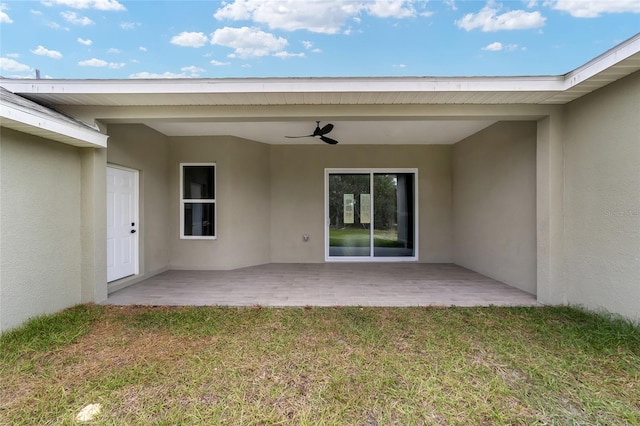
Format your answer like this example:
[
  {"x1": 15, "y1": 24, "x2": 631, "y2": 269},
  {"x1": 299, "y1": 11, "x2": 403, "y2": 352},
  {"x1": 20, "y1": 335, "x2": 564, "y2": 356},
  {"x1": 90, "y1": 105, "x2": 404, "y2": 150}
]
[
  {"x1": 1, "y1": 305, "x2": 639, "y2": 425},
  {"x1": 330, "y1": 228, "x2": 405, "y2": 248}
]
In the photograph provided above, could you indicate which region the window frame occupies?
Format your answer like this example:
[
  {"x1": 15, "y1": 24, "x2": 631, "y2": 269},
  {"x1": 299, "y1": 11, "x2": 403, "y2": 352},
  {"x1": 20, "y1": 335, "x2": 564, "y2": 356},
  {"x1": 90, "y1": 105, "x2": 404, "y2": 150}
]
[
  {"x1": 180, "y1": 162, "x2": 217, "y2": 240},
  {"x1": 324, "y1": 168, "x2": 418, "y2": 262}
]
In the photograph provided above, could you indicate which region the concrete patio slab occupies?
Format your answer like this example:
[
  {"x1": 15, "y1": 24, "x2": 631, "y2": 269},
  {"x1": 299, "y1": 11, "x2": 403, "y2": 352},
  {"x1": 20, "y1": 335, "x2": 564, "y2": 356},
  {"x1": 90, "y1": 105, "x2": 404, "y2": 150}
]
[{"x1": 105, "y1": 263, "x2": 540, "y2": 307}]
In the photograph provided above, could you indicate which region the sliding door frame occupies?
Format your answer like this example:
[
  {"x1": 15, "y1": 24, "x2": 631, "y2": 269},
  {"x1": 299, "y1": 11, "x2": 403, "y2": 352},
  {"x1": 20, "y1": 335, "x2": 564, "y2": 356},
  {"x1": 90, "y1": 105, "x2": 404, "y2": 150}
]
[{"x1": 324, "y1": 168, "x2": 419, "y2": 262}]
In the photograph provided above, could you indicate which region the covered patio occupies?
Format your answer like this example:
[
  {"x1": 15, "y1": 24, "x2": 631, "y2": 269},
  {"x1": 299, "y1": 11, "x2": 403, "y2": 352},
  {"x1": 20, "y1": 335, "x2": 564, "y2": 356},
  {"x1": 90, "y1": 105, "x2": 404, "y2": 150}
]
[{"x1": 106, "y1": 263, "x2": 539, "y2": 307}]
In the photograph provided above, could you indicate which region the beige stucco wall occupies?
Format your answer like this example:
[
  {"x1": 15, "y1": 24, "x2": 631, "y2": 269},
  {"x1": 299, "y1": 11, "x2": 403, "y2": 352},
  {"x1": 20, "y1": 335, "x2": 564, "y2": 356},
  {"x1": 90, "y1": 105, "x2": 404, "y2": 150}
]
[
  {"x1": 269, "y1": 144, "x2": 453, "y2": 263},
  {"x1": 0, "y1": 128, "x2": 83, "y2": 332},
  {"x1": 535, "y1": 110, "x2": 566, "y2": 306},
  {"x1": 169, "y1": 136, "x2": 271, "y2": 269},
  {"x1": 80, "y1": 148, "x2": 108, "y2": 303},
  {"x1": 453, "y1": 121, "x2": 537, "y2": 294},
  {"x1": 106, "y1": 124, "x2": 171, "y2": 289},
  {"x1": 563, "y1": 71, "x2": 640, "y2": 320}
]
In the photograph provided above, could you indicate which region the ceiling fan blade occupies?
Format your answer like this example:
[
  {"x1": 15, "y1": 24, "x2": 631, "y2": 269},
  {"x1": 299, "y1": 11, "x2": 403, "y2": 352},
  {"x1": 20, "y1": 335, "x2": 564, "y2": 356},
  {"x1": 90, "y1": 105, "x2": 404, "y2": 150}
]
[
  {"x1": 285, "y1": 121, "x2": 337, "y2": 144},
  {"x1": 320, "y1": 136, "x2": 339, "y2": 145},
  {"x1": 318, "y1": 123, "x2": 334, "y2": 135}
]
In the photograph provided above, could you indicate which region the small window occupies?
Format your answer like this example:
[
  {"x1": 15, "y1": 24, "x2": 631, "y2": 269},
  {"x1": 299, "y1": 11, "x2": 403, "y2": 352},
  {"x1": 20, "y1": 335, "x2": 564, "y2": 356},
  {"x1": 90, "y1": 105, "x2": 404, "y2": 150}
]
[{"x1": 180, "y1": 163, "x2": 216, "y2": 239}]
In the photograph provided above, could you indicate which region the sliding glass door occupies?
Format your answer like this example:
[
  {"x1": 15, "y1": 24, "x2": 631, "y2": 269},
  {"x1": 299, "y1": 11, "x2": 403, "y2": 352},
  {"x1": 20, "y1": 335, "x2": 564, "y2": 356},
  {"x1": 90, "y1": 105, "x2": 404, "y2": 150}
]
[
  {"x1": 326, "y1": 169, "x2": 417, "y2": 261},
  {"x1": 327, "y1": 173, "x2": 372, "y2": 257}
]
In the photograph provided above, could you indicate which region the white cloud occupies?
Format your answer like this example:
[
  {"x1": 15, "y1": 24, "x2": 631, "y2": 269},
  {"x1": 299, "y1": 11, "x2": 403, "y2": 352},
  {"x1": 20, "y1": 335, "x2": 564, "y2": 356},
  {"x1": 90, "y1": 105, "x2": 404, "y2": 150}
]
[
  {"x1": 212, "y1": 0, "x2": 422, "y2": 28},
  {"x1": 31, "y1": 45, "x2": 63, "y2": 59},
  {"x1": 139, "y1": 46, "x2": 147, "y2": 51},
  {"x1": 274, "y1": 51, "x2": 305, "y2": 58},
  {"x1": 483, "y1": 41, "x2": 503, "y2": 51},
  {"x1": 42, "y1": 0, "x2": 125, "y2": 11},
  {"x1": 482, "y1": 41, "x2": 519, "y2": 51},
  {"x1": 456, "y1": 0, "x2": 546, "y2": 31},
  {"x1": 211, "y1": 26, "x2": 288, "y2": 58},
  {"x1": 120, "y1": 21, "x2": 140, "y2": 30},
  {"x1": 6, "y1": 52, "x2": 20, "y2": 58},
  {"x1": 61, "y1": 11, "x2": 93, "y2": 25},
  {"x1": 301, "y1": 40, "x2": 323, "y2": 53},
  {"x1": 78, "y1": 58, "x2": 108, "y2": 66},
  {"x1": 78, "y1": 37, "x2": 92, "y2": 45},
  {"x1": 47, "y1": 21, "x2": 69, "y2": 30},
  {"x1": 366, "y1": 0, "x2": 416, "y2": 18},
  {"x1": 181, "y1": 65, "x2": 204, "y2": 76},
  {"x1": 129, "y1": 71, "x2": 190, "y2": 79},
  {"x1": 547, "y1": 0, "x2": 640, "y2": 17},
  {"x1": 107, "y1": 48, "x2": 120, "y2": 53},
  {"x1": 1, "y1": 3, "x2": 13, "y2": 23},
  {"x1": 0, "y1": 57, "x2": 32, "y2": 72},
  {"x1": 210, "y1": 59, "x2": 231, "y2": 66},
  {"x1": 214, "y1": 0, "x2": 367, "y2": 34},
  {"x1": 170, "y1": 31, "x2": 208, "y2": 48},
  {"x1": 78, "y1": 57, "x2": 124, "y2": 68},
  {"x1": 393, "y1": 63, "x2": 407, "y2": 68}
]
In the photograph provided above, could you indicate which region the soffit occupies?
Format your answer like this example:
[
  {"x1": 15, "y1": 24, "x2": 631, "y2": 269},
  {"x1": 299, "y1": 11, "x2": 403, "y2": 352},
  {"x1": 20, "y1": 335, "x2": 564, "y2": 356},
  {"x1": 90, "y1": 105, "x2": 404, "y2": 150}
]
[{"x1": 144, "y1": 119, "x2": 498, "y2": 145}]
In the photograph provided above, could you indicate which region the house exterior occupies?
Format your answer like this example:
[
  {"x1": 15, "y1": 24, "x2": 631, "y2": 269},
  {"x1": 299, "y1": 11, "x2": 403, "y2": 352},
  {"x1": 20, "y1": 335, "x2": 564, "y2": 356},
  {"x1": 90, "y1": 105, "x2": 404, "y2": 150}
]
[{"x1": 1, "y1": 34, "x2": 638, "y2": 332}]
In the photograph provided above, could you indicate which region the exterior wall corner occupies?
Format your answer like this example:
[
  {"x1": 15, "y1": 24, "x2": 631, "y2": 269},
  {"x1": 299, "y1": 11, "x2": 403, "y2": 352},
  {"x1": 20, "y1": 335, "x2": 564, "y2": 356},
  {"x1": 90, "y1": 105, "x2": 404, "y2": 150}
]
[
  {"x1": 536, "y1": 109, "x2": 566, "y2": 306},
  {"x1": 81, "y1": 147, "x2": 108, "y2": 303}
]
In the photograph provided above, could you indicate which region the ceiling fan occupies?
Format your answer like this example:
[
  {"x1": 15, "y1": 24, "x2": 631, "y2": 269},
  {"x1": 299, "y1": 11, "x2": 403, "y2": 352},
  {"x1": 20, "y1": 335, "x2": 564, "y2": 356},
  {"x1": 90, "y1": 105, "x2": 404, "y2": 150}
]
[{"x1": 285, "y1": 121, "x2": 339, "y2": 145}]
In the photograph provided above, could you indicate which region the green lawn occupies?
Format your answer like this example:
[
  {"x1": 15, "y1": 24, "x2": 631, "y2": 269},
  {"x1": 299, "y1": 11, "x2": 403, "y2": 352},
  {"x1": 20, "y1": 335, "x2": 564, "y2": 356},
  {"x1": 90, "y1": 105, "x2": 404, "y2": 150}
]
[
  {"x1": 330, "y1": 228, "x2": 405, "y2": 248},
  {"x1": 1, "y1": 304, "x2": 639, "y2": 425}
]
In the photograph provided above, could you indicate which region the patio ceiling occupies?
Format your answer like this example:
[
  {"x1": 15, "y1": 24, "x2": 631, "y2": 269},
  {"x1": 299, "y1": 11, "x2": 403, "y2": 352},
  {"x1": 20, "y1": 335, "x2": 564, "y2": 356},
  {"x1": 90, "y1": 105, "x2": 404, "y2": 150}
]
[
  {"x1": 1, "y1": 33, "x2": 638, "y2": 145},
  {"x1": 143, "y1": 119, "x2": 498, "y2": 145}
]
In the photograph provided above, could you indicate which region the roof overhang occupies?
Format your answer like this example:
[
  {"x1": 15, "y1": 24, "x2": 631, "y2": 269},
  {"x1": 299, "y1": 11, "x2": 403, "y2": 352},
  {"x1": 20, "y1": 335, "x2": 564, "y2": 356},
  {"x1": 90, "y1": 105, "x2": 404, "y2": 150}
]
[
  {"x1": 0, "y1": 33, "x2": 637, "y2": 145},
  {"x1": 1, "y1": 33, "x2": 638, "y2": 108},
  {"x1": 0, "y1": 88, "x2": 108, "y2": 148}
]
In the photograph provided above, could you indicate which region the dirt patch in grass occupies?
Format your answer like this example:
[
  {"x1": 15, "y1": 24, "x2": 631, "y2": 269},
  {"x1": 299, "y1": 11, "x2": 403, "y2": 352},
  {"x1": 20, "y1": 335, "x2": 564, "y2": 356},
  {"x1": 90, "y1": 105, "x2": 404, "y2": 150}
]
[{"x1": 1, "y1": 305, "x2": 639, "y2": 425}]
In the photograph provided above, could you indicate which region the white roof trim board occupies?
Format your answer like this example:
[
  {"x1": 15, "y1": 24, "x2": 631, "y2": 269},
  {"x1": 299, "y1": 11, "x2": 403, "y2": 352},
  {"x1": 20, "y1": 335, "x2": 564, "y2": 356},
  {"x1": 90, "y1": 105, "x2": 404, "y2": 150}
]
[
  {"x1": 0, "y1": 33, "x2": 638, "y2": 109},
  {"x1": 0, "y1": 87, "x2": 108, "y2": 148}
]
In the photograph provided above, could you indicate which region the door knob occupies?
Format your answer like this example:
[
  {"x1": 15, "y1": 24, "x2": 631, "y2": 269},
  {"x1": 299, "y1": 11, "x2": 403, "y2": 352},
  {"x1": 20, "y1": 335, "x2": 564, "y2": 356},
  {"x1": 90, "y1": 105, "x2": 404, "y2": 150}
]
[{"x1": 131, "y1": 230, "x2": 136, "y2": 234}]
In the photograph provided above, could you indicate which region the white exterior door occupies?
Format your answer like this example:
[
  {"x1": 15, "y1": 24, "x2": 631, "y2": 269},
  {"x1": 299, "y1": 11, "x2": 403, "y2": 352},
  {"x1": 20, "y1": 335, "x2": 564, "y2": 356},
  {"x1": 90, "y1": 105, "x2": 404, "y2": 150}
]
[{"x1": 107, "y1": 166, "x2": 139, "y2": 282}]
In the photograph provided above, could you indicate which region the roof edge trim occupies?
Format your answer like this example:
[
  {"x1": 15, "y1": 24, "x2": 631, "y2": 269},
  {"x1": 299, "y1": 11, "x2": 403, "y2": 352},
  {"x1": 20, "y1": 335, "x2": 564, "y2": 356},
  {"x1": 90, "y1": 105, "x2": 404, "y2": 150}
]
[
  {"x1": 1, "y1": 98, "x2": 108, "y2": 148},
  {"x1": 562, "y1": 32, "x2": 640, "y2": 89}
]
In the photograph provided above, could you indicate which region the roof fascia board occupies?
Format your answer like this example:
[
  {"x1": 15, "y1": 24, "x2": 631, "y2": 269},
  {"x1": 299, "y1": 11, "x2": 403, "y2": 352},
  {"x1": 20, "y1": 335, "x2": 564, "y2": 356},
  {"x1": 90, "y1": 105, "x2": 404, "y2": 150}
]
[
  {"x1": 1, "y1": 102, "x2": 108, "y2": 148},
  {"x1": 0, "y1": 33, "x2": 636, "y2": 102},
  {"x1": 562, "y1": 32, "x2": 640, "y2": 89},
  {"x1": 0, "y1": 76, "x2": 566, "y2": 95}
]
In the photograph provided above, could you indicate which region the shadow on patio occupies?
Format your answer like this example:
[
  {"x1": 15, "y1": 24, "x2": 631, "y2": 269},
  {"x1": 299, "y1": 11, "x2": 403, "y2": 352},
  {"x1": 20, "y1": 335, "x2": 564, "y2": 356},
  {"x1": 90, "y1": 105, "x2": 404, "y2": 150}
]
[{"x1": 106, "y1": 263, "x2": 539, "y2": 307}]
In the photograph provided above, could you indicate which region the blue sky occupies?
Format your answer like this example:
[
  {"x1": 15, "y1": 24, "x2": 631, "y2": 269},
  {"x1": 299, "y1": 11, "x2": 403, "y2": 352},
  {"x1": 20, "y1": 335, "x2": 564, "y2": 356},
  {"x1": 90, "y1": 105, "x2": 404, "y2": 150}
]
[{"x1": 1, "y1": 0, "x2": 638, "y2": 79}]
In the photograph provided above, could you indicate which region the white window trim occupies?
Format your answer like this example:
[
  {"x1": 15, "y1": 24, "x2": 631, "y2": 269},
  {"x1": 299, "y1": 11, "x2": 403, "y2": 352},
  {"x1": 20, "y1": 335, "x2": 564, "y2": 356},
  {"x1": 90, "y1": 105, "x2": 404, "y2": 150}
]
[
  {"x1": 180, "y1": 162, "x2": 217, "y2": 240},
  {"x1": 324, "y1": 168, "x2": 419, "y2": 262}
]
